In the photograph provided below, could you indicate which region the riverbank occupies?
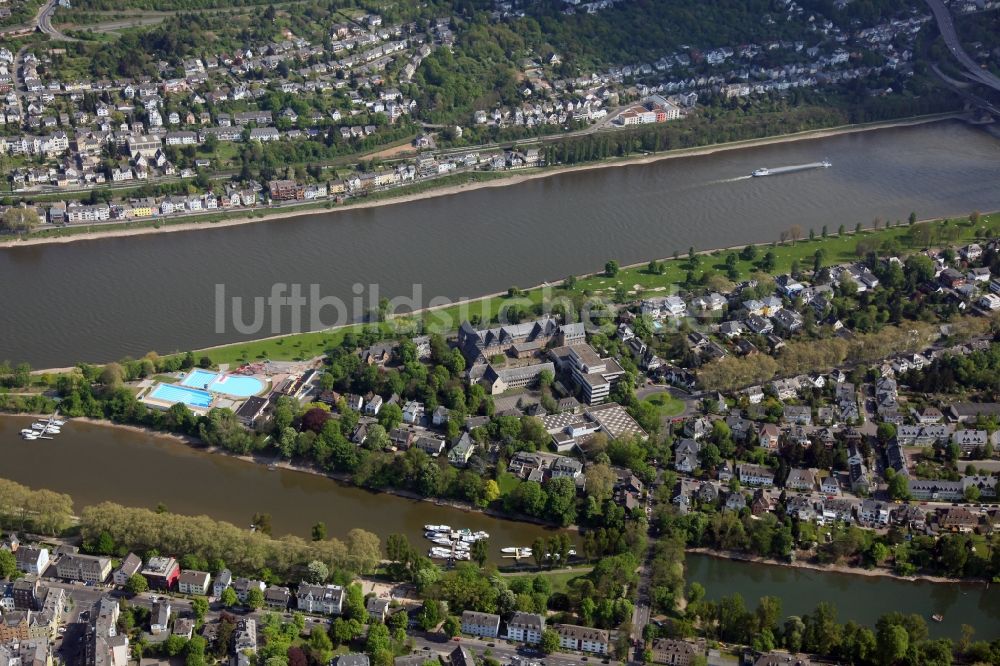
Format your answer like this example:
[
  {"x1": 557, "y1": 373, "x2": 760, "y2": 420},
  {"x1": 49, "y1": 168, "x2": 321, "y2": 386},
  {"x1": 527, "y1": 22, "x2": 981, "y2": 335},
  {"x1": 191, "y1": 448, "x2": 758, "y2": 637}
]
[
  {"x1": 57, "y1": 415, "x2": 573, "y2": 531},
  {"x1": 19, "y1": 202, "x2": 998, "y2": 373},
  {"x1": 686, "y1": 547, "x2": 985, "y2": 586},
  {"x1": 183, "y1": 205, "x2": 998, "y2": 369},
  {"x1": 0, "y1": 112, "x2": 965, "y2": 250}
]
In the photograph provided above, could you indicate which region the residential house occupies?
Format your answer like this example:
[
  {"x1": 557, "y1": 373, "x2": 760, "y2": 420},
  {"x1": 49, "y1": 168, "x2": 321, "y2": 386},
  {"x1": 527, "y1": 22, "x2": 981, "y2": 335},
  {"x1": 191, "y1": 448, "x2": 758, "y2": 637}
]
[
  {"x1": 112, "y1": 554, "x2": 142, "y2": 587},
  {"x1": 553, "y1": 623, "x2": 610, "y2": 654},
  {"x1": 447, "y1": 433, "x2": 476, "y2": 467},
  {"x1": 296, "y1": 584, "x2": 344, "y2": 615},
  {"x1": 232, "y1": 578, "x2": 266, "y2": 603},
  {"x1": 55, "y1": 554, "x2": 111, "y2": 584},
  {"x1": 782, "y1": 406, "x2": 812, "y2": 426},
  {"x1": 264, "y1": 586, "x2": 291, "y2": 611},
  {"x1": 649, "y1": 638, "x2": 705, "y2": 666},
  {"x1": 150, "y1": 600, "x2": 170, "y2": 635},
  {"x1": 460, "y1": 610, "x2": 500, "y2": 638},
  {"x1": 738, "y1": 464, "x2": 775, "y2": 487},
  {"x1": 14, "y1": 547, "x2": 48, "y2": 576},
  {"x1": 785, "y1": 468, "x2": 817, "y2": 491},
  {"x1": 213, "y1": 570, "x2": 232, "y2": 598},
  {"x1": 506, "y1": 612, "x2": 545, "y2": 644},
  {"x1": 177, "y1": 570, "x2": 211, "y2": 596},
  {"x1": 366, "y1": 597, "x2": 390, "y2": 622},
  {"x1": 758, "y1": 423, "x2": 780, "y2": 450}
]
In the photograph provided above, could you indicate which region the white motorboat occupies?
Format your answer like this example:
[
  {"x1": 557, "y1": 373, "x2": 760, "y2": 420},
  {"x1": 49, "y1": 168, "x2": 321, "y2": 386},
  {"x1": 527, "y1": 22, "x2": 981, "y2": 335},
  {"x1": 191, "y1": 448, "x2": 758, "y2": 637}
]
[
  {"x1": 21, "y1": 432, "x2": 39, "y2": 440},
  {"x1": 424, "y1": 524, "x2": 450, "y2": 532}
]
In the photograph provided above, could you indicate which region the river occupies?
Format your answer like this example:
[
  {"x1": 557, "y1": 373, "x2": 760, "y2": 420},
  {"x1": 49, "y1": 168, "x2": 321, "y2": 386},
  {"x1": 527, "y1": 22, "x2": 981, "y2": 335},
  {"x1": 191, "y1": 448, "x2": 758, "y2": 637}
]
[
  {"x1": 0, "y1": 416, "x2": 561, "y2": 564},
  {"x1": 686, "y1": 552, "x2": 1000, "y2": 639},
  {"x1": 3, "y1": 121, "x2": 1000, "y2": 368}
]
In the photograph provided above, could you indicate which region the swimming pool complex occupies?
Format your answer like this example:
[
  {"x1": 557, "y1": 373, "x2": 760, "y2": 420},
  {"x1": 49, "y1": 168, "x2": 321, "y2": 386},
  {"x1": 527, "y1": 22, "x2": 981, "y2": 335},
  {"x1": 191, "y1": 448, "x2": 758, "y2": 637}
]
[
  {"x1": 148, "y1": 383, "x2": 213, "y2": 409},
  {"x1": 180, "y1": 369, "x2": 264, "y2": 397}
]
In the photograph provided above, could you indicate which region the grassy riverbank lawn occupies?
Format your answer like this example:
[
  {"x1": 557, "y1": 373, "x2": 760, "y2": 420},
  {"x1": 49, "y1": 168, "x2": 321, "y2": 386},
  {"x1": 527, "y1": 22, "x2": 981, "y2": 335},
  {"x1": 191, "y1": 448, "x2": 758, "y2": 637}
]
[{"x1": 194, "y1": 212, "x2": 998, "y2": 366}]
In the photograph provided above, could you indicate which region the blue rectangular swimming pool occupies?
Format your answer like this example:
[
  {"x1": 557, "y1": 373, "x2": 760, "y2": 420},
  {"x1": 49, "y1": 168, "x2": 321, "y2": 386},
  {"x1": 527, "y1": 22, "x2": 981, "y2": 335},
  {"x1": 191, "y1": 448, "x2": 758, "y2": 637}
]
[
  {"x1": 181, "y1": 369, "x2": 264, "y2": 397},
  {"x1": 149, "y1": 383, "x2": 213, "y2": 409}
]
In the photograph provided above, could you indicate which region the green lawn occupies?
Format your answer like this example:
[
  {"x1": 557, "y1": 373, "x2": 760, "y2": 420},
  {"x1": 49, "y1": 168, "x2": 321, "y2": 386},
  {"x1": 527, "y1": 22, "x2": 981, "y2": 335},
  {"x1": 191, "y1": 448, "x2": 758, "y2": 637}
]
[
  {"x1": 152, "y1": 374, "x2": 179, "y2": 383},
  {"x1": 642, "y1": 393, "x2": 685, "y2": 418},
  {"x1": 503, "y1": 567, "x2": 591, "y2": 593},
  {"x1": 178, "y1": 213, "x2": 998, "y2": 365},
  {"x1": 497, "y1": 472, "x2": 521, "y2": 496}
]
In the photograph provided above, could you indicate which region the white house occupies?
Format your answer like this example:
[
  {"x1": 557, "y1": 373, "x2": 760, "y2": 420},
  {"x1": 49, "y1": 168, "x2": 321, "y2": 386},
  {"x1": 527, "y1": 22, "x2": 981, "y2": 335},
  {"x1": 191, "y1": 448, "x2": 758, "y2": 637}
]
[
  {"x1": 506, "y1": 612, "x2": 544, "y2": 644},
  {"x1": 461, "y1": 610, "x2": 500, "y2": 638}
]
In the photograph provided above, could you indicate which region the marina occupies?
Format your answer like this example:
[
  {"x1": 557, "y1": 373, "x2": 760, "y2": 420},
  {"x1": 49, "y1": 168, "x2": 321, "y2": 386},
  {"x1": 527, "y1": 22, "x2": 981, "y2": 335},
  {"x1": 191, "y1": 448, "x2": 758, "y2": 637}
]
[
  {"x1": 422, "y1": 524, "x2": 489, "y2": 561},
  {"x1": 20, "y1": 413, "x2": 64, "y2": 440}
]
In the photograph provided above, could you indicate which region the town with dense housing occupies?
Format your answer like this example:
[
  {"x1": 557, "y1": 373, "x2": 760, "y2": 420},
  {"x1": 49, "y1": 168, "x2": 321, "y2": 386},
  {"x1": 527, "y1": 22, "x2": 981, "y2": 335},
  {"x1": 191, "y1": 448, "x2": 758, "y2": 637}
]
[{"x1": 3, "y1": 0, "x2": 1000, "y2": 665}]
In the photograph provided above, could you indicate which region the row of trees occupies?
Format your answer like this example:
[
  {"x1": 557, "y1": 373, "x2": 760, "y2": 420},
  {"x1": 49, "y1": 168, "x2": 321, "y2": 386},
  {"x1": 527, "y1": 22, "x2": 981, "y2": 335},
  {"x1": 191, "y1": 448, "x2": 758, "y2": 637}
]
[
  {"x1": 79, "y1": 501, "x2": 382, "y2": 579},
  {"x1": 0, "y1": 477, "x2": 75, "y2": 535}
]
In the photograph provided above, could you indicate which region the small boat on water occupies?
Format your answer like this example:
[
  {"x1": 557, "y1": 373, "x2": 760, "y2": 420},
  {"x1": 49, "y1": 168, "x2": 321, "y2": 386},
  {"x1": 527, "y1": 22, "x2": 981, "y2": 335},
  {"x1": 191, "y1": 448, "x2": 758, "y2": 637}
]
[
  {"x1": 31, "y1": 425, "x2": 60, "y2": 434},
  {"x1": 820, "y1": 159, "x2": 832, "y2": 168},
  {"x1": 931, "y1": 614, "x2": 944, "y2": 623},
  {"x1": 21, "y1": 431, "x2": 39, "y2": 440},
  {"x1": 424, "y1": 524, "x2": 450, "y2": 532},
  {"x1": 752, "y1": 168, "x2": 770, "y2": 177}
]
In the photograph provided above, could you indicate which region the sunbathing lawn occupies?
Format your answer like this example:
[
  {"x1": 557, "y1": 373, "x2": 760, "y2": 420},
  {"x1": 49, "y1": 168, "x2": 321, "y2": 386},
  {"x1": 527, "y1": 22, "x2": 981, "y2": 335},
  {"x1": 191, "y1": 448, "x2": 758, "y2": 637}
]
[
  {"x1": 193, "y1": 213, "x2": 998, "y2": 365},
  {"x1": 504, "y1": 568, "x2": 592, "y2": 594}
]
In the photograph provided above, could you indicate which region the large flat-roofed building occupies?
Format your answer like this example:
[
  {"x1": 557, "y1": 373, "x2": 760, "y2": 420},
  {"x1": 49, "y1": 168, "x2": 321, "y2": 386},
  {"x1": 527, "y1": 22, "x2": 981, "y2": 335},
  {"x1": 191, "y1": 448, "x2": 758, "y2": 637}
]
[
  {"x1": 141, "y1": 557, "x2": 180, "y2": 589},
  {"x1": 550, "y1": 344, "x2": 625, "y2": 405}
]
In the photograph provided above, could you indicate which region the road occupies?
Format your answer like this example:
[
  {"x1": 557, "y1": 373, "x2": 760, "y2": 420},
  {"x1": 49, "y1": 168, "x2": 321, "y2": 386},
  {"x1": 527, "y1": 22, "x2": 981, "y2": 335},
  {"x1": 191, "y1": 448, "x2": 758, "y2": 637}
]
[
  {"x1": 37, "y1": 0, "x2": 75, "y2": 40},
  {"x1": 924, "y1": 0, "x2": 1000, "y2": 93},
  {"x1": 629, "y1": 549, "x2": 652, "y2": 661}
]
